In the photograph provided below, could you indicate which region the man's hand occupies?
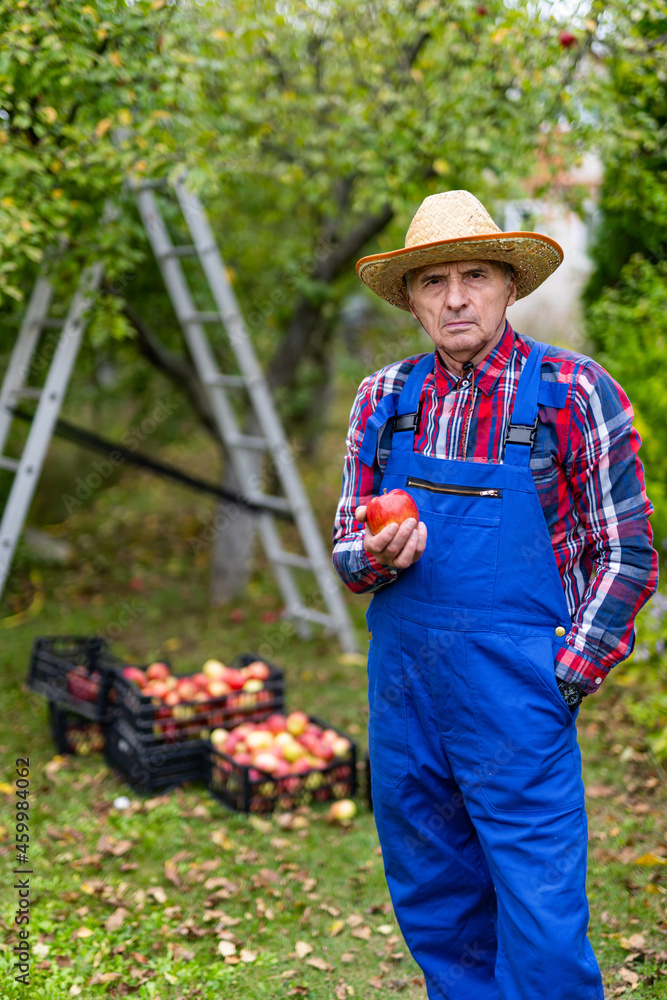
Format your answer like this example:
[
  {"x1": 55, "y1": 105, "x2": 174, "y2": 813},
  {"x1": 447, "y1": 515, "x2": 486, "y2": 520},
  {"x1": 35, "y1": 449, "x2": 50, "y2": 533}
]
[{"x1": 355, "y1": 505, "x2": 427, "y2": 570}]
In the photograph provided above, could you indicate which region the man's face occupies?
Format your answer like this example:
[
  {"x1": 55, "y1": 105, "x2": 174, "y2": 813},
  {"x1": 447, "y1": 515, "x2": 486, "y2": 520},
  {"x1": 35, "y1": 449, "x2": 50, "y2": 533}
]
[{"x1": 405, "y1": 259, "x2": 516, "y2": 369}]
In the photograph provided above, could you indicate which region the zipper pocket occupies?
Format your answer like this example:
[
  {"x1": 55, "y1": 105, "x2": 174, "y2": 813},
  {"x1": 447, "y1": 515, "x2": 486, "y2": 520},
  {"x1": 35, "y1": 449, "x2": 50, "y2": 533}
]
[{"x1": 406, "y1": 476, "x2": 502, "y2": 499}]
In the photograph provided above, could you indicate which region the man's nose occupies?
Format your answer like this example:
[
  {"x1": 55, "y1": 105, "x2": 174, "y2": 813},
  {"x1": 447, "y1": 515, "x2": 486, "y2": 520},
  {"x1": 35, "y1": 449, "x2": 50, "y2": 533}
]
[{"x1": 443, "y1": 278, "x2": 469, "y2": 310}]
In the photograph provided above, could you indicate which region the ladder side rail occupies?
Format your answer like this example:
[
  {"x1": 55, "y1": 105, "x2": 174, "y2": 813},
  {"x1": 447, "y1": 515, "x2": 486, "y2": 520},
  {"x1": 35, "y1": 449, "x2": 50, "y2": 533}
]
[
  {"x1": 0, "y1": 276, "x2": 55, "y2": 456},
  {"x1": 134, "y1": 189, "x2": 257, "y2": 489},
  {"x1": 0, "y1": 264, "x2": 104, "y2": 598},
  {"x1": 177, "y1": 183, "x2": 358, "y2": 652},
  {"x1": 257, "y1": 513, "x2": 313, "y2": 639}
]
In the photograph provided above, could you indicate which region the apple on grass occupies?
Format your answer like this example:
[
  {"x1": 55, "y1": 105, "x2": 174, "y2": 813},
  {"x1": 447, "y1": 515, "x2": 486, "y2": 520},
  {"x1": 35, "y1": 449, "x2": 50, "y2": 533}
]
[
  {"x1": 366, "y1": 488, "x2": 419, "y2": 535},
  {"x1": 328, "y1": 799, "x2": 357, "y2": 823}
]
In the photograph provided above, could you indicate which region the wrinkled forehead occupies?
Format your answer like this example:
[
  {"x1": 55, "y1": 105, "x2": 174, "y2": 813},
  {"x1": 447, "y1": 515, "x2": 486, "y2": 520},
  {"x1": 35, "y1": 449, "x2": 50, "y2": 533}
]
[{"x1": 409, "y1": 258, "x2": 504, "y2": 280}]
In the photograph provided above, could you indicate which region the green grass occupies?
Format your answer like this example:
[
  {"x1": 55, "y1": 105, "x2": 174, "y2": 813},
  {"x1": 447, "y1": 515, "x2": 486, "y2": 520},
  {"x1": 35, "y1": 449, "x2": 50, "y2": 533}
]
[{"x1": 1, "y1": 443, "x2": 666, "y2": 999}]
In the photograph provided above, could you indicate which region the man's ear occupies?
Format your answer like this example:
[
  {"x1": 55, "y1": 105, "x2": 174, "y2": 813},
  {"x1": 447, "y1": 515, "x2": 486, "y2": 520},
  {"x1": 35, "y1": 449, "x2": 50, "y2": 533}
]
[{"x1": 507, "y1": 277, "x2": 517, "y2": 309}]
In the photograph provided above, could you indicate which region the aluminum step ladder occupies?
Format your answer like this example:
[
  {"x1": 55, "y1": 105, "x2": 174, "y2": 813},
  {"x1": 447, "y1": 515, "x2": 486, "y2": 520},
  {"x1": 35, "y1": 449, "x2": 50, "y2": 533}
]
[
  {"x1": 134, "y1": 178, "x2": 358, "y2": 652},
  {"x1": 0, "y1": 264, "x2": 104, "y2": 596}
]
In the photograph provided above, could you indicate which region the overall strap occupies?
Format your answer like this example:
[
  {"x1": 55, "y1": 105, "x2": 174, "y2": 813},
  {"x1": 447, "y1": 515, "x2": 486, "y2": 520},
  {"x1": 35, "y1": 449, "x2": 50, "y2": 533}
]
[
  {"x1": 393, "y1": 353, "x2": 435, "y2": 452},
  {"x1": 504, "y1": 340, "x2": 550, "y2": 466}
]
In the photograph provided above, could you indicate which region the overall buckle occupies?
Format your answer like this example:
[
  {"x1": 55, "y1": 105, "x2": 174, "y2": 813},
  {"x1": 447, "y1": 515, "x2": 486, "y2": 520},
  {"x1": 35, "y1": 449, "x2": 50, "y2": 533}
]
[{"x1": 505, "y1": 417, "x2": 539, "y2": 447}]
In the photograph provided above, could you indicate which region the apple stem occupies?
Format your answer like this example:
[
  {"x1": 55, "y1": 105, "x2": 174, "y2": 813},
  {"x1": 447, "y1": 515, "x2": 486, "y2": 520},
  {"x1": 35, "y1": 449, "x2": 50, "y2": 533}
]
[{"x1": 383, "y1": 488, "x2": 387, "y2": 494}]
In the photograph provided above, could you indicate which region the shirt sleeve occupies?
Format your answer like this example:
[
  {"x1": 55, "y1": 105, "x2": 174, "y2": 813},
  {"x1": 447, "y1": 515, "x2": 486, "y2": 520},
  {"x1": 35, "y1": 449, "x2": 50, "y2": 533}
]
[
  {"x1": 554, "y1": 360, "x2": 659, "y2": 694},
  {"x1": 332, "y1": 367, "x2": 409, "y2": 593}
]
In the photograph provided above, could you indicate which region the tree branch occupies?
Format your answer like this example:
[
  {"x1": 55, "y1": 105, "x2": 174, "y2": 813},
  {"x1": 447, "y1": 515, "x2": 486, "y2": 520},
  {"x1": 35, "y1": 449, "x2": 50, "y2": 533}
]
[{"x1": 120, "y1": 296, "x2": 221, "y2": 443}]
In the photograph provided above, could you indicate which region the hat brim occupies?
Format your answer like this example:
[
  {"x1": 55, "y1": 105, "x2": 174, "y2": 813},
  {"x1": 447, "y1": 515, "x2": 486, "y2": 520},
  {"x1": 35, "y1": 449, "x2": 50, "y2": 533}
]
[{"x1": 356, "y1": 232, "x2": 564, "y2": 311}]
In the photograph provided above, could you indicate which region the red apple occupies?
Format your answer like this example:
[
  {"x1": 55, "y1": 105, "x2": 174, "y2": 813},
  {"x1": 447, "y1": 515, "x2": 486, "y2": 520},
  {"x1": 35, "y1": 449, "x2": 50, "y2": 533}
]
[
  {"x1": 245, "y1": 660, "x2": 271, "y2": 681},
  {"x1": 145, "y1": 680, "x2": 171, "y2": 699},
  {"x1": 366, "y1": 489, "x2": 419, "y2": 535},
  {"x1": 229, "y1": 608, "x2": 245, "y2": 623},
  {"x1": 223, "y1": 668, "x2": 246, "y2": 691},
  {"x1": 331, "y1": 736, "x2": 351, "y2": 758},
  {"x1": 176, "y1": 678, "x2": 198, "y2": 701},
  {"x1": 286, "y1": 711, "x2": 309, "y2": 737},
  {"x1": 190, "y1": 672, "x2": 210, "y2": 690},
  {"x1": 266, "y1": 714, "x2": 287, "y2": 734},
  {"x1": 146, "y1": 661, "x2": 170, "y2": 681},
  {"x1": 122, "y1": 666, "x2": 147, "y2": 689},
  {"x1": 558, "y1": 30, "x2": 577, "y2": 47},
  {"x1": 234, "y1": 752, "x2": 252, "y2": 767},
  {"x1": 67, "y1": 666, "x2": 101, "y2": 703},
  {"x1": 254, "y1": 751, "x2": 280, "y2": 773}
]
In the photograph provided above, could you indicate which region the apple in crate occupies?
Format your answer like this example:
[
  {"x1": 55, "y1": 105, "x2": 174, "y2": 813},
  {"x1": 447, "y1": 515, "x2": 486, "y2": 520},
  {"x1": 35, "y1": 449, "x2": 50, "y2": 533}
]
[
  {"x1": 202, "y1": 659, "x2": 226, "y2": 681},
  {"x1": 122, "y1": 666, "x2": 147, "y2": 689},
  {"x1": 366, "y1": 489, "x2": 419, "y2": 534},
  {"x1": 286, "y1": 711, "x2": 309, "y2": 737},
  {"x1": 146, "y1": 661, "x2": 170, "y2": 681},
  {"x1": 66, "y1": 666, "x2": 102, "y2": 703}
]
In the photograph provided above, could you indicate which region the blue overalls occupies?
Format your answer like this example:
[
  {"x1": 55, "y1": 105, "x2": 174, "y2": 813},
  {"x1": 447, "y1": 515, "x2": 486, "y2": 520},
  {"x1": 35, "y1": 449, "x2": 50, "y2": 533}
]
[{"x1": 363, "y1": 342, "x2": 604, "y2": 1000}]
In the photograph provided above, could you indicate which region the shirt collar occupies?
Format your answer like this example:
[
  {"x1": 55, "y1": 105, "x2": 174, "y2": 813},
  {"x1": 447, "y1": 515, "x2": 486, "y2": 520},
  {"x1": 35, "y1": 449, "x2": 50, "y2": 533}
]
[{"x1": 433, "y1": 321, "x2": 516, "y2": 397}]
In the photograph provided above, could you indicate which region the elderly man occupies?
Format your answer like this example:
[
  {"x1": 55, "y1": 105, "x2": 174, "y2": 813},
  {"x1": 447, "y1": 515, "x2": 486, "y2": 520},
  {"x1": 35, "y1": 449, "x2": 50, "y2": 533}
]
[{"x1": 332, "y1": 191, "x2": 658, "y2": 1000}]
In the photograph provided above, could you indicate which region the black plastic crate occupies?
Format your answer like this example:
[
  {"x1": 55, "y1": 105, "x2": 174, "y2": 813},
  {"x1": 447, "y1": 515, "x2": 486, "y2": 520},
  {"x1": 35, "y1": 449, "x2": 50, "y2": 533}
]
[
  {"x1": 49, "y1": 702, "x2": 108, "y2": 756},
  {"x1": 111, "y1": 651, "x2": 285, "y2": 747},
  {"x1": 206, "y1": 715, "x2": 357, "y2": 813},
  {"x1": 28, "y1": 636, "x2": 122, "y2": 721},
  {"x1": 105, "y1": 716, "x2": 206, "y2": 794}
]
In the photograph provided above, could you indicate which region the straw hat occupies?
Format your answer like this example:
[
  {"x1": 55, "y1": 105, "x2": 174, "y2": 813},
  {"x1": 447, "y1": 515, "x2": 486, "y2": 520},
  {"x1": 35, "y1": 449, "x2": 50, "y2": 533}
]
[{"x1": 356, "y1": 190, "x2": 564, "y2": 311}]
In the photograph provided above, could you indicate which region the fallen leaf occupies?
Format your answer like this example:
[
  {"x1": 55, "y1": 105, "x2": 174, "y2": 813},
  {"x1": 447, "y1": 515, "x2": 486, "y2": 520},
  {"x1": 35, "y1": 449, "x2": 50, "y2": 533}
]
[
  {"x1": 69, "y1": 987, "x2": 82, "y2": 996},
  {"x1": 376, "y1": 924, "x2": 393, "y2": 935},
  {"x1": 585, "y1": 784, "x2": 616, "y2": 798},
  {"x1": 281, "y1": 969, "x2": 297, "y2": 978},
  {"x1": 346, "y1": 914, "x2": 365, "y2": 928},
  {"x1": 329, "y1": 920, "x2": 345, "y2": 936},
  {"x1": 634, "y1": 853, "x2": 667, "y2": 865},
  {"x1": 75, "y1": 927, "x2": 94, "y2": 939},
  {"x1": 89, "y1": 972, "x2": 121, "y2": 985},
  {"x1": 147, "y1": 886, "x2": 168, "y2": 904},
  {"x1": 619, "y1": 967, "x2": 639, "y2": 986},
  {"x1": 341, "y1": 952, "x2": 355, "y2": 963},
  {"x1": 164, "y1": 861, "x2": 181, "y2": 888},
  {"x1": 295, "y1": 941, "x2": 313, "y2": 958},
  {"x1": 45, "y1": 755, "x2": 68, "y2": 779},
  {"x1": 218, "y1": 941, "x2": 236, "y2": 957},
  {"x1": 306, "y1": 956, "x2": 334, "y2": 971},
  {"x1": 33, "y1": 943, "x2": 50, "y2": 959},
  {"x1": 352, "y1": 925, "x2": 372, "y2": 940},
  {"x1": 369, "y1": 977, "x2": 384, "y2": 989},
  {"x1": 105, "y1": 907, "x2": 129, "y2": 932},
  {"x1": 620, "y1": 934, "x2": 646, "y2": 951},
  {"x1": 211, "y1": 829, "x2": 235, "y2": 850},
  {"x1": 249, "y1": 817, "x2": 272, "y2": 833},
  {"x1": 240, "y1": 949, "x2": 258, "y2": 963}
]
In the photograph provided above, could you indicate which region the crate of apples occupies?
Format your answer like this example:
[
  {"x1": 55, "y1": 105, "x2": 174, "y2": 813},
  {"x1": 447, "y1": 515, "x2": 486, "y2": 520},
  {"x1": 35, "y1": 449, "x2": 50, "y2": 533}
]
[
  {"x1": 27, "y1": 636, "x2": 122, "y2": 721},
  {"x1": 113, "y1": 653, "x2": 285, "y2": 745},
  {"x1": 207, "y1": 711, "x2": 357, "y2": 813},
  {"x1": 49, "y1": 702, "x2": 107, "y2": 756}
]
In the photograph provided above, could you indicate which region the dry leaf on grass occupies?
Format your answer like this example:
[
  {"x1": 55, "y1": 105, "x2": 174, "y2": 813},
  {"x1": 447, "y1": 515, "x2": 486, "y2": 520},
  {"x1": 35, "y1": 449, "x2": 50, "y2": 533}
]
[
  {"x1": 164, "y1": 861, "x2": 181, "y2": 887},
  {"x1": 633, "y1": 853, "x2": 667, "y2": 866},
  {"x1": 340, "y1": 952, "x2": 356, "y2": 963},
  {"x1": 620, "y1": 934, "x2": 646, "y2": 951},
  {"x1": 618, "y1": 967, "x2": 640, "y2": 986},
  {"x1": 376, "y1": 924, "x2": 393, "y2": 935},
  {"x1": 105, "y1": 907, "x2": 129, "y2": 932},
  {"x1": 346, "y1": 914, "x2": 364, "y2": 928},
  {"x1": 74, "y1": 927, "x2": 94, "y2": 939},
  {"x1": 369, "y1": 976, "x2": 384, "y2": 989},
  {"x1": 147, "y1": 886, "x2": 168, "y2": 904},
  {"x1": 240, "y1": 949, "x2": 258, "y2": 963},
  {"x1": 352, "y1": 925, "x2": 372, "y2": 940},
  {"x1": 218, "y1": 940, "x2": 236, "y2": 957},
  {"x1": 329, "y1": 920, "x2": 345, "y2": 936},
  {"x1": 306, "y1": 956, "x2": 333, "y2": 972},
  {"x1": 295, "y1": 941, "x2": 313, "y2": 958},
  {"x1": 88, "y1": 972, "x2": 121, "y2": 985},
  {"x1": 211, "y1": 829, "x2": 235, "y2": 849}
]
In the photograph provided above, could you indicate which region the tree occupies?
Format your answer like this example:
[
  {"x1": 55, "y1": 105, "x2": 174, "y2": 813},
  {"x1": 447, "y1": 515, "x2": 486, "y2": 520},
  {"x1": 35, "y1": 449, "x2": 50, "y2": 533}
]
[
  {"x1": 1, "y1": 0, "x2": 592, "y2": 602},
  {"x1": 581, "y1": 0, "x2": 667, "y2": 546}
]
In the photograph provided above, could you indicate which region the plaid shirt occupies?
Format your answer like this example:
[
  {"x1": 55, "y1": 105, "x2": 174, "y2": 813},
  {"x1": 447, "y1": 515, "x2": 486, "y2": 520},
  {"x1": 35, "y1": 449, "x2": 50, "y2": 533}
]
[{"x1": 332, "y1": 324, "x2": 659, "y2": 694}]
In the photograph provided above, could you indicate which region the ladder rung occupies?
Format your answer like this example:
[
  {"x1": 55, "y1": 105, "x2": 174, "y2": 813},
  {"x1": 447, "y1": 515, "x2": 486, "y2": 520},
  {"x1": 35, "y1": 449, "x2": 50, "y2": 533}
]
[
  {"x1": 17, "y1": 388, "x2": 42, "y2": 400},
  {"x1": 204, "y1": 374, "x2": 246, "y2": 389},
  {"x1": 228, "y1": 434, "x2": 268, "y2": 451},
  {"x1": 41, "y1": 318, "x2": 65, "y2": 329},
  {"x1": 290, "y1": 607, "x2": 335, "y2": 628},
  {"x1": 0, "y1": 456, "x2": 19, "y2": 472},
  {"x1": 136, "y1": 178, "x2": 169, "y2": 191},
  {"x1": 247, "y1": 494, "x2": 291, "y2": 514},
  {"x1": 159, "y1": 245, "x2": 198, "y2": 259},
  {"x1": 273, "y1": 550, "x2": 313, "y2": 570},
  {"x1": 182, "y1": 311, "x2": 221, "y2": 324}
]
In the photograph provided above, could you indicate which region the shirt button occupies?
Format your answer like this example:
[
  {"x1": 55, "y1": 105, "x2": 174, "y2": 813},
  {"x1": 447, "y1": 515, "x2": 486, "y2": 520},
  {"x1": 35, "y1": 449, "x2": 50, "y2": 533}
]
[
  {"x1": 554, "y1": 626, "x2": 566, "y2": 637},
  {"x1": 595, "y1": 677, "x2": 602, "y2": 685},
  {"x1": 461, "y1": 379, "x2": 470, "y2": 388}
]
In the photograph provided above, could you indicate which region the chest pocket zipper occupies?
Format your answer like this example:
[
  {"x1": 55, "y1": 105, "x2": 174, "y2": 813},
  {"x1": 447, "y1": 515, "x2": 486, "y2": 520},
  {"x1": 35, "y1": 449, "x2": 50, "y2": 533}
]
[{"x1": 406, "y1": 476, "x2": 502, "y2": 499}]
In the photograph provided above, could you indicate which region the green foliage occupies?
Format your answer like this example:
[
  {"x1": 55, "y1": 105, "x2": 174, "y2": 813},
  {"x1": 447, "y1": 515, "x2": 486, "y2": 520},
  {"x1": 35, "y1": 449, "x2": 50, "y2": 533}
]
[
  {"x1": 622, "y1": 587, "x2": 667, "y2": 762},
  {"x1": 586, "y1": 255, "x2": 667, "y2": 546}
]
